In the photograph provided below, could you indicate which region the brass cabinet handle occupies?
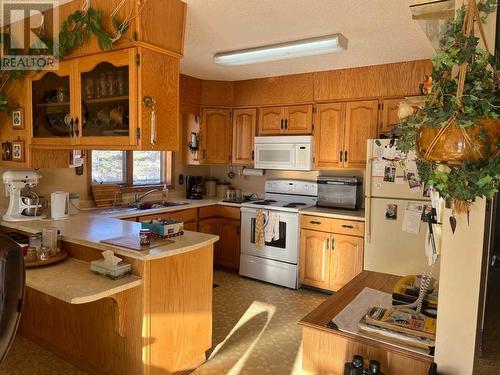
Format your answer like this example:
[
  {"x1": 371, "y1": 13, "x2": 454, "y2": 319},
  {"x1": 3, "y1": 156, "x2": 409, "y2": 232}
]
[
  {"x1": 285, "y1": 119, "x2": 288, "y2": 130},
  {"x1": 340, "y1": 150, "x2": 343, "y2": 163},
  {"x1": 342, "y1": 225, "x2": 354, "y2": 229},
  {"x1": 280, "y1": 119, "x2": 284, "y2": 130},
  {"x1": 331, "y1": 237, "x2": 335, "y2": 251},
  {"x1": 326, "y1": 238, "x2": 330, "y2": 249},
  {"x1": 69, "y1": 118, "x2": 74, "y2": 137},
  {"x1": 310, "y1": 221, "x2": 322, "y2": 225},
  {"x1": 344, "y1": 150, "x2": 348, "y2": 162}
]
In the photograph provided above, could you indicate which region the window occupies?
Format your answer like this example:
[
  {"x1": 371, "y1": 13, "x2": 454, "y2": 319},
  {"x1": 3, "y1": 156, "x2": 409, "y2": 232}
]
[{"x1": 91, "y1": 150, "x2": 172, "y2": 188}]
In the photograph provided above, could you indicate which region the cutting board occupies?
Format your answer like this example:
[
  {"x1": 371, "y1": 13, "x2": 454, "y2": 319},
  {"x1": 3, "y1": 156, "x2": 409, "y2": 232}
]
[
  {"x1": 92, "y1": 184, "x2": 123, "y2": 208},
  {"x1": 101, "y1": 236, "x2": 174, "y2": 251}
]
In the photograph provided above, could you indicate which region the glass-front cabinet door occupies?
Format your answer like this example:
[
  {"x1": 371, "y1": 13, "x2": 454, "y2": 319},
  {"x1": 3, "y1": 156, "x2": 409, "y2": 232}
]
[
  {"x1": 31, "y1": 61, "x2": 76, "y2": 146},
  {"x1": 75, "y1": 49, "x2": 137, "y2": 147}
]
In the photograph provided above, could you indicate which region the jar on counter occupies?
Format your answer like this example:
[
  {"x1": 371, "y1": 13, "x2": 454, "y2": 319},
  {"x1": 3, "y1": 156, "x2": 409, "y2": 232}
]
[
  {"x1": 216, "y1": 182, "x2": 231, "y2": 199},
  {"x1": 25, "y1": 247, "x2": 37, "y2": 262},
  {"x1": 38, "y1": 246, "x2": 50, "y2": 261},
  {"x1": 140, "y1": 229, "x2": 152, "y2": 246},
  {"x1": 29, "y1": 234, "x2": 42, "y2": 252}
]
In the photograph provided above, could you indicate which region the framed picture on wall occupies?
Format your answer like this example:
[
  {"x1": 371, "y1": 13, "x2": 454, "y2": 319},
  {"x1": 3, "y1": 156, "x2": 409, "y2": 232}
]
[
  {"x1": 12, "y1": 108, "x2": 24, "y2": 129},
  {"x1": 11, "y1": 140, "x2": 25, "y2": 162}
]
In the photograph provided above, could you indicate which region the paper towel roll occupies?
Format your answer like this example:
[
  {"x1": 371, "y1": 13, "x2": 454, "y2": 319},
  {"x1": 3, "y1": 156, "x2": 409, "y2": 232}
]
[{"x1": 242, "y1": 168, "x2": 265, "y2": 176}]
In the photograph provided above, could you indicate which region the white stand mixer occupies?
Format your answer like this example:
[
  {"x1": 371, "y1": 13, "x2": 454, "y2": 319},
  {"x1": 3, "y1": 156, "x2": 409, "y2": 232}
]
[{"x1": 2, "y1": 171, "x2": 46, "y2": 222}]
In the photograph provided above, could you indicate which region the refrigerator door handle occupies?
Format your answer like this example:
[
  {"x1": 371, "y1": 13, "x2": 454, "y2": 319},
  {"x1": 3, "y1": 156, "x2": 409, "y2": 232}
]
[{"x1": 366, "y1": 198, "x2": 372, "y2": 243}]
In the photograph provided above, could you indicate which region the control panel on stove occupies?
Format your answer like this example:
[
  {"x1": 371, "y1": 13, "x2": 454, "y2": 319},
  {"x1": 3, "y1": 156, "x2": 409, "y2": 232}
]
[{"x1": 265, "y1": 180, "x2": 318, "y2": 197}]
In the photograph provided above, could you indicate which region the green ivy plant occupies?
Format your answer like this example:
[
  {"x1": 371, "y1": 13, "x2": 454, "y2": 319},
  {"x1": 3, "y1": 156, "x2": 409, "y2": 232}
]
[
  {"x1": 397, "y1": 0, "x2": 499, "y2": 211},
  {"x1": 0, "y1": 6, "x2": 128, "y2": 112}
]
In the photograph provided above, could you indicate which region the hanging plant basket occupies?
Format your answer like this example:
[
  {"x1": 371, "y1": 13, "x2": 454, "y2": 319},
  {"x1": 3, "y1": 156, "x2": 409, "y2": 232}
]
[{"x1": 416, "y1": 118, "x2": 500, "y2": 164}]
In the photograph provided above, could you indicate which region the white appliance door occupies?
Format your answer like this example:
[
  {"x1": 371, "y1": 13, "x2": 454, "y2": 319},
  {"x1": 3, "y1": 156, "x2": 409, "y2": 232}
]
[
  {"x1": 254, "y1": 143, "x2": 296, "y2": 170},
  {"x1": 240, "y1": 208, "x2": 299, "y2": 264},
  {"x1": 364, "y1": 197, "x2": 430, "y2": 276},
  {"x1": 239, "y1": 253, "x2": 298, "y2": 289},
  {"x1": 366, "y1": 139, "x2": 428, "y2": 199}
]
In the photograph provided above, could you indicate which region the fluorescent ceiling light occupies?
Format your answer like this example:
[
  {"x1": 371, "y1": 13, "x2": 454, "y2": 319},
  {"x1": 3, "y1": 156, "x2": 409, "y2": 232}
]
[{"x1": 214, "y1": 34, "x2": 348, "y2": 66}]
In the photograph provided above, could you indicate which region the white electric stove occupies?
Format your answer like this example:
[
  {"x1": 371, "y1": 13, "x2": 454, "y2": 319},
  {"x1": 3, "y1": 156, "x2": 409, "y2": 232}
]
[{"x1": 240, "y1": 180, "x2": 318, "y2": 289}]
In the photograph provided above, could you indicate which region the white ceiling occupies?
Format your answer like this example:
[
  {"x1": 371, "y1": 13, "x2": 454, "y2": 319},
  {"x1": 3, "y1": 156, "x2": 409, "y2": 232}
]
[{"x1": 180, "y1": 0, "x2": 435, "y2": 81}]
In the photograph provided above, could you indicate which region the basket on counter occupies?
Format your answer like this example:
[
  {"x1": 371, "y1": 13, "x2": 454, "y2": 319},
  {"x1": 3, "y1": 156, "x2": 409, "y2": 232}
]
[{"x1": 140, "y1": 219, "x2": 184, "y2": 238}]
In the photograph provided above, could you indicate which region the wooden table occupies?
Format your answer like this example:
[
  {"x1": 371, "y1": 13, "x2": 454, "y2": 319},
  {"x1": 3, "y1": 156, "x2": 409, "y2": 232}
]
[{"x1": 299, "y1": 271, "x2": 434, "y2": 375}]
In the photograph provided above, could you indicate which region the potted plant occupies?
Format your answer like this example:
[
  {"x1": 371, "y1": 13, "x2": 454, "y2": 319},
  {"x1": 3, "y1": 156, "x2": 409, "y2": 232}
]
[{"x1": 397, "y1": 0, "x2": 499, "y2": 214}]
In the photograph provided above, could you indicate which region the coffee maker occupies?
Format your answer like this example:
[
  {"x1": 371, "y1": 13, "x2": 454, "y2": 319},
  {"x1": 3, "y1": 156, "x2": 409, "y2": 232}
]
[{"x1": 185, "y1": 176, "x2": 205, "y2": 200}]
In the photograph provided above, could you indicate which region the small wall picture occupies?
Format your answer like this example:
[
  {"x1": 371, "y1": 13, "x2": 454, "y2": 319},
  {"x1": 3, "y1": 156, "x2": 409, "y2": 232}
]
[
  {"x1": 12, "y1": 108, "x2": 24, "y2": 129},
  {"x1": 407, "y1": 172, "x2": 421, "y2": 189},
  {"x1": 383, "y1": 165, "x2": 396, "y2": 183},
  {"x1": 385, "y1": 204, "x2": 398, "y2": 220},
  {"x1": 11, "y1": 140, "x2": 25, "y2": 162},
  {"x1": 1, "y1": 142, "x2": 12, "y2": 161}
]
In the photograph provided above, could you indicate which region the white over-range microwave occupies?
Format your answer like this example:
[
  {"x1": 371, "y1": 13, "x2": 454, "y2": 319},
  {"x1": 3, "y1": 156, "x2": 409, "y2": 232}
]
[{"x1": 253, "y1": 136, "x2": 314, "y2": 171}]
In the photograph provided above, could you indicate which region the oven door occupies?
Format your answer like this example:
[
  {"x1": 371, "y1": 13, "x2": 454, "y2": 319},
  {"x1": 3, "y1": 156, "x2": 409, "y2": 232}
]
[{"x1": 240, "y1": 207, "x2": 299, "y2": 264}]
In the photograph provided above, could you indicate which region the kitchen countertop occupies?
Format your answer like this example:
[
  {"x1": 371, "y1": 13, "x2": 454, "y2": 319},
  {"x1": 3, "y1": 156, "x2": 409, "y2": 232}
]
[
  {"x1": 300, "y1": 206, "x2": 366, "y2": 221},
  {"x1": 26, "y1": 257, "x2": 142, "y2": 304}
]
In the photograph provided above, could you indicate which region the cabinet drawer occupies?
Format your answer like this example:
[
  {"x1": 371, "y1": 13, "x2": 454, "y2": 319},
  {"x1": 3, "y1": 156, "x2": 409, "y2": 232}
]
[
  {"x1": 300, "y1": 215, "x2": 331, "y2": 232},
  {"x1": 217, "y1": 206, "x2": 240, "y2": 220},
  {"x1": 199, "y1": 205, "x2": 218, "y2": 219},
  {"x1": 169, "y1": 208, "x2": 198, "y2": 223},
  {"x1": 331, "y1": 219, "x2": 364, "y2": 237}
]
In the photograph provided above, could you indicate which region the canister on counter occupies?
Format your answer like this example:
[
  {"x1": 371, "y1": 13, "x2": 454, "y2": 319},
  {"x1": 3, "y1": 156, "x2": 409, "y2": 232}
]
[
  {"x1": 25, "y1": 247, "x2": 37, "y2": 262},
  {"x1": 216, "y1": 182, "x2": 231, "y2": 199},
  {"x1": 140, "y1": 229, "x2": 152, "y2": 246}
]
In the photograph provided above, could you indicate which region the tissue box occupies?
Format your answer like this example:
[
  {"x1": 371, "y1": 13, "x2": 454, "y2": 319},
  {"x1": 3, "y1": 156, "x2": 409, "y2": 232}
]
[
  {"x1": 90, "y1": 259, "x2": 132, "y2": 279},
  {"x1": 141, "y1": 219, "x2": 183, "y2": 238}
]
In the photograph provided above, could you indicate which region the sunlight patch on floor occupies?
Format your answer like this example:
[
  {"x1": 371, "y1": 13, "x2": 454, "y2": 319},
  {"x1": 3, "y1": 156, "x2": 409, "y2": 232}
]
[{"x1": 208, "y1": 301, "x2": 276, "y2": 375}]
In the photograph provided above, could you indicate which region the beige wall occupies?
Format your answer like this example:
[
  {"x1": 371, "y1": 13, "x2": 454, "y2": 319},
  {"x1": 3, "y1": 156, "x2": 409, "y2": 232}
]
[{"x1": 434, "y1": 199, "x2": 487, "y2": 374}]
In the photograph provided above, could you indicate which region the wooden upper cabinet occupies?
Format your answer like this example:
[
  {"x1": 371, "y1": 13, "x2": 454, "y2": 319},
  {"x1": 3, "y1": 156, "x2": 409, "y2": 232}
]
[
  {"x1": 258, "y1": 105, "x2": 313, "y2": 135},
  {"x1": 343, "y1": 100, "x2": 378, "y2": 168},
  {"x1": 232, "y1": 108, "x2": 257, "y2": 165},
  {"x1": 74, "y1": 49, "x2": 137, "y2": 147},
  {"x1": 201, "y1": 108, "x2": 232, "y2": 164},
  {"x1": 300, "y1": 229, "x2": 331, "y2": 290},
  {"x1": 258, "y1": 106, "x2": 284, "y2": 135},
  {"x1": 285, "y1": 104, "x2": 313, "y2": 134},
  {"x1": 29, "y1": 47, "x2": 180, "y2": 151},
  {"x1": 314, "y1": 103, "x2": 345, "y2": 168},
  {"x1": 30, "y1": 60, "x2": 76, "y2": 147},
  {"x1": 42, "y1": 0, "x2": 186, "y2": 59},
  {"x1": 379, "y1": 98, "x2": 403, "y2": 135},
  {"x1": 329, "y1": 234, "x2": 364, "y2": 291}
]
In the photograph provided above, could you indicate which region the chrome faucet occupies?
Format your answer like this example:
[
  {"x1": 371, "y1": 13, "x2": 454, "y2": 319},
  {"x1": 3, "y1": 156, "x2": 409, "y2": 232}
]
[{"x1": 134, "y1": 189, "x2": 161, "y2": 203}]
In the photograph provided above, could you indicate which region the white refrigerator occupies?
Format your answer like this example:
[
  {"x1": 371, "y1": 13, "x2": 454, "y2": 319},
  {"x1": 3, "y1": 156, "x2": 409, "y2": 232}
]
[{"x1": 365, "y1": 139, "x2": 431, "y2": 276}]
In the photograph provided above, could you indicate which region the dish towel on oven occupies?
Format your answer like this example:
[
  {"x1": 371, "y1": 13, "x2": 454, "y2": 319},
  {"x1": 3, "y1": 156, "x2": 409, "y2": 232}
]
[
  {"x1": 265, "y1": 211, "x2": 280, "y2": 243},
  {"x1": 255, "y1": 209, "x2": 266, "y2": 249}
]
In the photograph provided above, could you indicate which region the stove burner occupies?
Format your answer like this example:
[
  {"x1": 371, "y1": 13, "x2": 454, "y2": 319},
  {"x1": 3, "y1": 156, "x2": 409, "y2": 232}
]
[
  {"x1": 252, "y1": 200, "x2": 277, "y2": 206},
  {"x1": 283, "y1": 203, "x2": 307, "y2": 208}
]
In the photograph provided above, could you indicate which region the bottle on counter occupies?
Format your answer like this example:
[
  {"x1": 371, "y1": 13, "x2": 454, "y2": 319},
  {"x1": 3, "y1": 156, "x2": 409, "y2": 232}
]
[{"x1": 344, "y1": 355, "x2": 364, "y2": 375}]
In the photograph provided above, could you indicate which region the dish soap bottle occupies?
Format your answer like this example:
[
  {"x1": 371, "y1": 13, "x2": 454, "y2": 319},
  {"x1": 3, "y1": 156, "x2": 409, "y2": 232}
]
[{"x1": 162, "y1": 184, "x2": 169, "y2": 203}]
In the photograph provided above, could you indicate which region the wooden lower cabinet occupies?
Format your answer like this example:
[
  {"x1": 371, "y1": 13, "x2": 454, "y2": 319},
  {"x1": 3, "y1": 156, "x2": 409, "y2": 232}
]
[
  {"x1": 199, "y1": 217, "x2": 222, "y2": 263},
  {"x1": 219, "y1": 219, "x2": 241, "y2": 269},
  {"x1": 300, "y1": 230, "x2": 331, "y2": 290},
  {"x1": 329, "y1": 234, "x2": 364, "y2": 291},
  {"x1": 300, "y1": 217, "x2": 364, "y2": 292},
  {"x1": 198, "y1": 206, "x2": 241, "y2": 270}
]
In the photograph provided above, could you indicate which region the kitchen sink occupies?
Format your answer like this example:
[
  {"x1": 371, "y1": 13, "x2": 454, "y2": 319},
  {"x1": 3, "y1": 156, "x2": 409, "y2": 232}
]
[{"x1": 131, "y1": 201, "x2": 189, "y2": 210}]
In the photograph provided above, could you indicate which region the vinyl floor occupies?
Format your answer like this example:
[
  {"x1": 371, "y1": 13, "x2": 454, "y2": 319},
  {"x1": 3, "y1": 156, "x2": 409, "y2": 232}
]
[{"x1": 0, "y1": 270, "x2": 328, "y2": 375}]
